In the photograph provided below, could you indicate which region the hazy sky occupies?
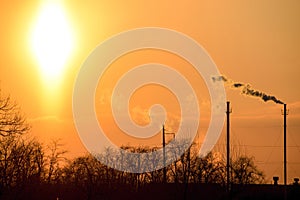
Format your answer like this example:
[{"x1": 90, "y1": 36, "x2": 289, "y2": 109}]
[{"x1": 0, "y1": 0, "x2": 299, "y2": 183}]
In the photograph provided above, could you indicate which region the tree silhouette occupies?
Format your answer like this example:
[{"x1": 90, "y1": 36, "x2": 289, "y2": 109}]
[
  {"x1": 0, "y1": 92, "x2": 29, "y2": 137},
  {"x1": 45, "y1": 139, "x2": 67, "y2": 184},
  {"x1": 231, "y1": 156, "x2": 265, "y2": 184},
  {"x1": 190, "y1": 151, "x2": 226, "y2": 185},
  {"x1": 0, "y1": 135, "x2": 44, "y2": 196},
  {"x1": 0, "y1": 89, "x2": 273, "y2": 199}
]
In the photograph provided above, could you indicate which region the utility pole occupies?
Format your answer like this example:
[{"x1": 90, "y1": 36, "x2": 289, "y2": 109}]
[
  {"x1": 226, "y1": 101, "x2": 232, "y2": 193},
  {"x1": 162, "y1": 124, "x2": 166, "y2": 183},
  {"x1": 162, "y1": 124, "x2": 175, "y2": 183}
]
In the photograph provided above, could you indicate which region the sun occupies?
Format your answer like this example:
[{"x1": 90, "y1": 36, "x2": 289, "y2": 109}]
[{"x1": 31, "y1": 1, "x2": 74, "y2": 83}]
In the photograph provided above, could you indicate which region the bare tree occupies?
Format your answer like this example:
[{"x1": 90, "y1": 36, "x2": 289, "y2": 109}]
[
  {"x1": 0, "y1": 135, "x2": 44, "y2": 191},
  {"x1": 63, "y1": 155, "x2": 109, "y2": 200},
  {"x1": 231, "y1": 156, "x2": 265, "y2": 185},
  {"x1": 0, "y1": 91, "x2": 29, "y2": 137},
  {"x1": 45, "y1": 139, "x2": 67, "y2": 184},
  {"x1": 190, "y1": 152, "x2": 226, "y2": 185}
]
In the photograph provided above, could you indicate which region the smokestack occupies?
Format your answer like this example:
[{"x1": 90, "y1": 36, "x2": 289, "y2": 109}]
[
  {"x1": 282, "y1": 104, "x2": 288, "y2": 200},
  {"x1": 283, "y1": 104, "x2": 287, "y2": 186}
]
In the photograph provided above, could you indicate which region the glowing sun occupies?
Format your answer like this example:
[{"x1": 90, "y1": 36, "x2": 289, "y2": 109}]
[{"x1": 31, "y1": 1, "x2": 74, "y2": 82}]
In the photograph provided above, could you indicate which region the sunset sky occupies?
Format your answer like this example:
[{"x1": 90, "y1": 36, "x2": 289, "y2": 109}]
[{"x1": 1, "y1": 0, "x2": 300, "y2": 183}]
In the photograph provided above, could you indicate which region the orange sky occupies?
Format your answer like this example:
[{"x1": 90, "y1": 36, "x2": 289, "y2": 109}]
[{"x1": 1, "y1": 0, "x2": 300, "y2": 183}]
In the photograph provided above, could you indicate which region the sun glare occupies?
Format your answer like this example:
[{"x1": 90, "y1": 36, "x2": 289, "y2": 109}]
[{"x1": 31, "y1": 1, "x2": 74, "y2": 83}]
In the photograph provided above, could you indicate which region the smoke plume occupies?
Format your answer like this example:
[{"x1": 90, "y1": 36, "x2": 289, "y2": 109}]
[{"x1": 212, "y1": 75, "x2": 284, "y2": 104}]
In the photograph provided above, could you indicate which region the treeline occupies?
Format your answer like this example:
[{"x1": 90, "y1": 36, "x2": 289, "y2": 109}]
[
  {"x1": 0, "y1": 134, "x2": 265, "y2": 199},
  {"x1": 0, "y1": 91, "x2": 265, "y2": 199}
]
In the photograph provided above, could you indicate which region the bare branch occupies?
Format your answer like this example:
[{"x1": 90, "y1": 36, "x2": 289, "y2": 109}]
[{"x1": 0, "y1": 91, "x2": 29, "y2": 137}]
